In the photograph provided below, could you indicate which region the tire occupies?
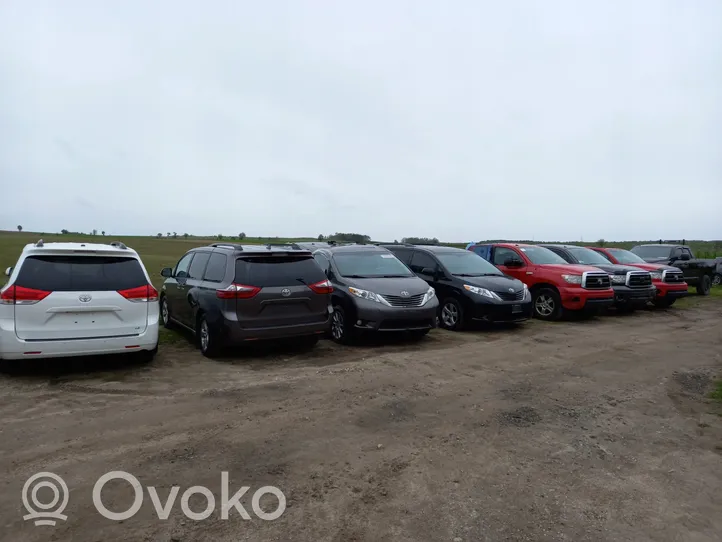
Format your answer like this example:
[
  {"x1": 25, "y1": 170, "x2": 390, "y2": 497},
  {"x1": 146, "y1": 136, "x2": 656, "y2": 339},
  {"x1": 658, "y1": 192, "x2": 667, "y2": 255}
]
[
  {"x1": 711, "y1": 273, "x2": 721, "y2": 287},
  {"x1": 532, "y1": 287, "x2": 563, "y2": 321},
  {"x1": 330, "y1": 305, "x2": 354, "y2": 344},
  {"x1": 197, "y1": 314, "x2": 220, "y2": 357},
  {"x1": 160, "y1": 296, "x2": 173, "y2": 328},
  {"x1": 652, "y1": 297, "x2": 676, "y2": 309},
  {"x1": 137, "y1": 346, "x2": 157, "y2": 363},
  {"x1": 439, "y1": 298, "x2": 464, "y2": 331},
  {"x1": 696, "y1": 274, "x2": 712, "y2": 296}
]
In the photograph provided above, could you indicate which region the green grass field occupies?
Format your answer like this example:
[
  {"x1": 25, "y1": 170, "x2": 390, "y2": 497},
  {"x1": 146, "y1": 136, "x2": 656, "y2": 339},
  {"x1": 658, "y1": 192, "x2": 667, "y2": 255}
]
[{"x1": 1, "y1": 230, "x2": 720, "y2": 292}]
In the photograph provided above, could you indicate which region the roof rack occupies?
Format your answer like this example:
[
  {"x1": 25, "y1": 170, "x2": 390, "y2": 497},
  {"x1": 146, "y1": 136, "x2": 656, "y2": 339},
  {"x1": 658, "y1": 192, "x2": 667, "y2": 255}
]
[
  {"x1": 658, "y1": 239, "x2": 687, "y2": 245},
  {"x1": 211, "y1": 243, "x2": 243, "y2": 250},
  {"x1": 110, "y1": 241, "x2": 127, "y2": 249},
  {"x1": 35, "y1": 239, "x2": 44, "y2": 247},
  {"x1": 265, "y1": 242, "x2": 301, "y2": 250}
]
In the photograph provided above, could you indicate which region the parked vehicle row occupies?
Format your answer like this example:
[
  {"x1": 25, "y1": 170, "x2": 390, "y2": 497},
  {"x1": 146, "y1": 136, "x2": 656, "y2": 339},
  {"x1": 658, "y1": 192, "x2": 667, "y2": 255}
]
[{"x1": 0, "y1": 238, "x2": 712, "y2": 364}]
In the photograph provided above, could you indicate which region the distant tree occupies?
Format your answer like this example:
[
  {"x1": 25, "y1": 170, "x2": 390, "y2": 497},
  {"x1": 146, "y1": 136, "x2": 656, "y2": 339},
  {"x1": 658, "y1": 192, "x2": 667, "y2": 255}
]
[
  {"x1": 183, "y1": 233, "x2": 189, "y2": 239},
  {"x1": 597, "y1": 238, "x2": 605, "y2": 247},
  {"x1": 318, "y1": 234, "x2": 324, "y2": 241},
  {"x1": 401, "y1": 237, "x2": 439, "y2": 245},
  {"x1": 327, "y1": 232, "x2": 371, "y2": 244},
  {"x1": 166, "y1": 232, "x2": 171, "y2": 237},
  {"x1": 92, "y1": 229, "x2": 98, "y2": 236},
  {"x1": 394, "y1": 239, "x2": 398, "y2": 244},
  {"x1": 17, "y1": 225, "x2": 22, "y2": 232},
  {"x1": 61, "y1": 229, "x2": 69, "y2": 234},
  {"x1": 238, "y1": 232, "x2": 246, "y2": 240},
  {"x1": 101, "y1": 230, "x2": 105, "y2": 236},
  {"x1": 173, "y1": 232, "x2": 178, "y2": 239},
  {"x1": 217, "y1": 234, "x2": 223, "y2": 240},
  {"x1": 157, "y1": 233, "x2": 163, "y2": 238}
]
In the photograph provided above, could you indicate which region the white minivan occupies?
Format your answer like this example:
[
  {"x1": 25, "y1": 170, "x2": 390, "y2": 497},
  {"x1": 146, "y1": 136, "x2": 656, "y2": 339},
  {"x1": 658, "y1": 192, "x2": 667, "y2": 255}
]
[{"x1": 0, "y1": 240, "x2": 159, "y2": 362}]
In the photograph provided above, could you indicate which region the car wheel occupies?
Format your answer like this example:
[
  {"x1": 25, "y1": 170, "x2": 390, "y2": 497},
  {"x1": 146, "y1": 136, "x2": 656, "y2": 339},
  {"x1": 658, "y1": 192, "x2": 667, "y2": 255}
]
[
  {"x1": 160, "y1": 296, "x2": 173, "y2": 328},
  {"x1": 330, "y1": 305, "x2": 353, "y2": 344},
  {"x1": 532, "y1": 288, "x2": 562, "y2": 321},
  {"x1": 652, "y1": 297, "x2": 675, "y2": 309},
  {"x1": 696, "y1": 274, "x2": 712, "y2": 296},
  {"x1": 439, "y1": 298, "x2": 464, "y2": 331},
  {"x1": 197, "y1": 315, "x2": 219, "y2": 357},
  {"x1": 712, "y1": 273, "x2": 721, "y2": 287}
]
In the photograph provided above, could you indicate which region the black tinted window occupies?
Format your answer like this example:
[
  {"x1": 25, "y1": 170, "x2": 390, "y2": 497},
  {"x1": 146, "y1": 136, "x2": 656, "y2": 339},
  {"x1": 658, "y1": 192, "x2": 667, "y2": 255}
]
[
  {"x1": 409, "y1": 252, "x2": 438, "y2": 273},
  {"x1": 492, "y1": 247, "x2": 520, "y2": 266},
  {"x1": 16, "y1": 256, "x2": 147, "y2": 291},
  {"x1": 388, "y1": 248, "x2": 413, "y2": 264},
  {"x1": 188, "y1": 252, "x2": 211, "y2": 279},
  {"x1": 313, "y1": 253, "x2": 330, "y2": 273},
  {"x1": 235, "y1": 256, "x2": 325, "y2": 287},
  {"x1": 203, "y1": 253, "x2": 227, "y2": 282}
]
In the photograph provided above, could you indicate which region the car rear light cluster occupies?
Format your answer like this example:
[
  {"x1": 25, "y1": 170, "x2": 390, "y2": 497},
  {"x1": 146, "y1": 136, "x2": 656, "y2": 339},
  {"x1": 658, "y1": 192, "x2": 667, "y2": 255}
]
[
  {"x1": 308, "y1": 279, "x2": 333, "y2": 294},
  {"x1": 117, "y1": 284, "x2": 159, "y2": 302},
  {"x1": 0, "y1": 284, "x2": 51, "y2": 305},
  {"x1": 216, "y1": 283, "x2": 262, "y2": 299}
]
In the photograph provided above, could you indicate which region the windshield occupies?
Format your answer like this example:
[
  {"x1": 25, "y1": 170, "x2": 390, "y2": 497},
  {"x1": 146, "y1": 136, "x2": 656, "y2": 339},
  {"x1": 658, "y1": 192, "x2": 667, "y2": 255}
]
[
  {"x1": 566, "y1": 247, "x2": 613, "y2": 266},
  {"x1": 332, "y1": 252, "x2": 413, "y2": 278},
  {"x1": 606, "y1": 248, "x2": 647, "y2": 264},
  {"x1": 436, "y1": 252, "x2": 502, "y2": 276},
  {"x1": 518, "y1": 246, "x2": 568, "y2": 265},
  {"x1": 631, "y1": 246, "x2": 673, "y2": 259}
]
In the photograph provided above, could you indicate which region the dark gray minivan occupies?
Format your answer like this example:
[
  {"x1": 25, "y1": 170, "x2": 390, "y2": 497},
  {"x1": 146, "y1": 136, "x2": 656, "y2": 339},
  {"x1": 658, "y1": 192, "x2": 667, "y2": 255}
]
[
  {"x1": 159, "y1": 243, "x2": 332, "y2": 356},
  {"x1": 311, "y1": 244, "x2": 438, "y2": 343}
]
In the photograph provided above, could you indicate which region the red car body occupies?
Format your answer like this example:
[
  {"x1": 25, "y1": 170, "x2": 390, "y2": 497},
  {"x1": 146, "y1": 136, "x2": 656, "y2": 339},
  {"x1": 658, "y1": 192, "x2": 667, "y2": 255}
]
[{"x1": 587, "y1": 247, "x2": 688, "y2": 306}]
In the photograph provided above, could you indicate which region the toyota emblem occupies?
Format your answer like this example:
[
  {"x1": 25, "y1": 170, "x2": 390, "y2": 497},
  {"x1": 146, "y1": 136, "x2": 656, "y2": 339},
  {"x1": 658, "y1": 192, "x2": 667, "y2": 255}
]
[
  {"x1": 79, "y1": 294, "x2": 92, "y2": 303},
  {"x1": 508, "y1": 288, "x2": 514, "y2": 293},
  {"x1": 400, "y1": 291, "x2": 410, "y2": 297},
  {"x1": 281, "y1": 288, "x2": 291, "y2": 297}
]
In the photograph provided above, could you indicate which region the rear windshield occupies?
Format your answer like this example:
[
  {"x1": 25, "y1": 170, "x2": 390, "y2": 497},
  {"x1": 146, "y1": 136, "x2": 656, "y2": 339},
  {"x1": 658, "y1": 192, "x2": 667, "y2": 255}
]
[
  {"x1": 15, "y1": 256, "x2": 147, "y2": 291},
  {"x1": 606, "y1": 248, "x2": 646, "y2": 264},
  {"x1": 631, "y1": 246, "x2": 673, "y2": 258},
  {"x1": 332, "y1": 252, "x2": 414, "y2": 278},
  {"x1": 235, "y1": 256, "x2": 326, "y2": 287}
]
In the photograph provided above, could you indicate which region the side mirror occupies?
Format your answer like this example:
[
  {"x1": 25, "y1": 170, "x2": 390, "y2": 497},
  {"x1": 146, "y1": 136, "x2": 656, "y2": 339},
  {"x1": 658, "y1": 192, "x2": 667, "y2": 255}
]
[
  {"x1": 680, "y1": 253, "x2": 691, "y2": 261},
  {"x1": 504, "y1": 258, "x2": 524, "y2": 268},
  {"x1": 161, "y1": 267, "x2": 173, "y2": 278},
  {"x1": 421, "y1": 267, "x2": 437, "y2": 277},
  {"x1": 4, "y1": 267, "x2": 11, "y2": 277}
]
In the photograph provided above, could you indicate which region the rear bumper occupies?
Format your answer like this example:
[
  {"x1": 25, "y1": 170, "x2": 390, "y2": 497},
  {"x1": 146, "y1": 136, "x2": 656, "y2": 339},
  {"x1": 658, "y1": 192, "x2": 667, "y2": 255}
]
[
  {"x1": 353, "y1": 299, "x2": 439, "y2": 332},
  {"x1": 470, "y1": 299, "x2": 533, "y2": 322},
  {"x1": 559, "y1": 287, "x2": 614, "y2": 311},
  {"x1": 0, "y1": 326, "x2": 159, "y2": 360},
  {"x1": 225, "y1": 316, "x2": 330, "y2": 342},
  {"x1": 612, "y1": 285, "x2": 657, "y2": 306}
]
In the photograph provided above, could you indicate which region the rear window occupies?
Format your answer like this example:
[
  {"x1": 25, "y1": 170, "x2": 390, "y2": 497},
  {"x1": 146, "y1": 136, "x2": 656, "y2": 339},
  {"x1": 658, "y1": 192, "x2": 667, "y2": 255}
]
[
  {"x1": 15, "y1": 256, "x2": 147, "y2": 291},
  {"x1": 235, "y1": 256, "x2": 325, "y2": 287}
]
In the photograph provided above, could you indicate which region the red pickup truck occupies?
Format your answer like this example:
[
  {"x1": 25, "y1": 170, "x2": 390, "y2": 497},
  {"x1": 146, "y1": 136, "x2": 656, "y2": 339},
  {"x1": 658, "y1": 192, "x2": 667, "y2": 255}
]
[
  {"x1": 587, "y1": 246, "x2": 688, "y2": 308},
  {"x1": 467, "y1": 242, "x2": 614, "y2": 320}
]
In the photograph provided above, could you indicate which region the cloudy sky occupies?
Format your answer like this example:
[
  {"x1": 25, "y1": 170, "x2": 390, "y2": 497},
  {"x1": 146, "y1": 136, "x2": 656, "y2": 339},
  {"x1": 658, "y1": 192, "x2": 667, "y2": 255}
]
[{"x1": 1, "y1": 1, "x2": 720, "y2": 242}]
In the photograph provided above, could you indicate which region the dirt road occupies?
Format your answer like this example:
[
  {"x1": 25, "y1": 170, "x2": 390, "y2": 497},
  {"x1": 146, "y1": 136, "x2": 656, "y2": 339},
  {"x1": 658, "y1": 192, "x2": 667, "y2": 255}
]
[{"x1": 1, "y1": 302, "x2": 721, "y2": 542}]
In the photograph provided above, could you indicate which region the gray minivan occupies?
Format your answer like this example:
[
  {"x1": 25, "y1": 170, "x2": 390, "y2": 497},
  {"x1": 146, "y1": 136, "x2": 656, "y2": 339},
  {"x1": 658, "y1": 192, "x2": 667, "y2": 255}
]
[{"x1": 159, "y1": 243, "x2": 332, "y2": 356}]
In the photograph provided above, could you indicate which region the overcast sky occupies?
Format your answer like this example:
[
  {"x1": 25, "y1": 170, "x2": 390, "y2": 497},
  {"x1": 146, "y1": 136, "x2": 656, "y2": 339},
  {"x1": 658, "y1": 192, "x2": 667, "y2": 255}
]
[{"x1": 1, "y1": 1, "x2": 720, "y2": 242}]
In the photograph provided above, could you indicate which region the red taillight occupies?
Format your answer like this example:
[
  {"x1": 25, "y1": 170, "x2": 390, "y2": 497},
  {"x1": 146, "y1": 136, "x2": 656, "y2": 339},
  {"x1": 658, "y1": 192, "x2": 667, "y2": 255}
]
[
  {"x1": 118, "y1": 284, "x2": 158, "y2": 302},
  {"x1": 0, "y1": 285, "x2": 51, "y2": 305},
  {"x1": 308, "y1": 279, "x2": 333, "y2": 294},
  {"x1": 216, "y1": 283, "x2": 261, "y2": 299}
]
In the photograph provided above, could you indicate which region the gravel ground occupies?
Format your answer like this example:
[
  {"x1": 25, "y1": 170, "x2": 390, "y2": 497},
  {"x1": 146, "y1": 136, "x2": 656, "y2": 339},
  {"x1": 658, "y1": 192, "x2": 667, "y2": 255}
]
[{"x1": 1, "y1": 301, "x2": 721, "y2": 542}]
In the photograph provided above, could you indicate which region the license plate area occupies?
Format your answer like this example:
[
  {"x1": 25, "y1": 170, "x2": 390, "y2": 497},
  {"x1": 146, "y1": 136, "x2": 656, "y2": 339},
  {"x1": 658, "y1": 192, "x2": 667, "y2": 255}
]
[{"x1": 512, "y1": 304, "x2": 522, "y2": 313}]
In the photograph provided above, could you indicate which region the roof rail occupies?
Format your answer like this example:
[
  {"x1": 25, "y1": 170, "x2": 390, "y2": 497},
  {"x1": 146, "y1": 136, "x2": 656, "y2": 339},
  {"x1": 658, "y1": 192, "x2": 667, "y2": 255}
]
[
  {"x1": 265, "y1": 242, "x2": 301, "y2": 250},
  {"x1": 35, "y1": 239, "x2": 44, "y2": 247},
  {"x1": 211, "y1": 243, "x2": 243, "y2": 250},
  {"x1": 110, "y1": 241, "x2": 127, "y2": 249},
  {"x1": 659, "y1": 239, "x2": 687, "y2": 245}
]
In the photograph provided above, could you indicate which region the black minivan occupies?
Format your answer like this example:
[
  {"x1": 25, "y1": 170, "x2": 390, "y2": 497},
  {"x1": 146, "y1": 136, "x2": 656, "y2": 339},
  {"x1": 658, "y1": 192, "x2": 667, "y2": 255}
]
[{"x1": 382, "y1": 244, "x2": 533, "y2": 330}]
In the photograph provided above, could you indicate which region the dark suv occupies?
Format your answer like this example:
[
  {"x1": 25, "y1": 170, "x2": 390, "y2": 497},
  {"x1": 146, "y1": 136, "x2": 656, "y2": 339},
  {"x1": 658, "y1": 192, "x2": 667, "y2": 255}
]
[
  {"x1": 159, "y1": 243, "x2": 332, "y2": 356},
  {"x1": 382, "y1": 244, "x2": 533, "y2": 330},
  {"x1": 311, "y1": 244, "x2": 438, "y2": 343},
  {"x1": 539, "y1": 244, "x2": 656, "y2": 311}
]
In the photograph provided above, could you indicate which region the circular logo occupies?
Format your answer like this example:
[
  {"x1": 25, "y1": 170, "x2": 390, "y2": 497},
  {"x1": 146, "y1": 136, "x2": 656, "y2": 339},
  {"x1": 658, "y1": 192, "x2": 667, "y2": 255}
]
[
  {"x1": 78, "y1": 294, "x2": 92, "y2": 303},
  {"x1": 280, "y1": 289, "x2": 291, "y2": 297},
  {"x1": 400, "y1": 291, "x2": 410, "y2": 297},
  {"x1": 22, "y1": 472, "x2": 70, "y2": 526},
  {"x1": 508, "y1": 288, "x2": 514, "y2": 293}
]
